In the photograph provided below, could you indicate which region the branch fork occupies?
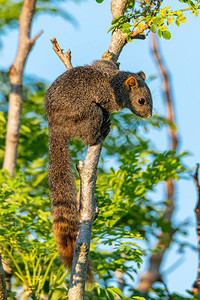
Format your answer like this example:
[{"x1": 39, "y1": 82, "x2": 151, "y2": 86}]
[
  {"x1": 3, "y1": 0, "x2": 43, "y2": 176},
  {"x1": 51, "y1": 38, "x2": 73, "y2": 70}
]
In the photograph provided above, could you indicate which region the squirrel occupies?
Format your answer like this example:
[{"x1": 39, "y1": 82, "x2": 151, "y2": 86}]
[{"x1": 44, "y1": 59, "x2": 153, "y2": 270}]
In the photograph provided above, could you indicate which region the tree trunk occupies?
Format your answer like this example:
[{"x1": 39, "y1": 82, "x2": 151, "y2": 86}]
[
  {"x1": 3, "y1": 0, "x2": 42, "y2": 177},
  {"x1": 2, "y1": 0, "x2": 42, "y2": 293}
]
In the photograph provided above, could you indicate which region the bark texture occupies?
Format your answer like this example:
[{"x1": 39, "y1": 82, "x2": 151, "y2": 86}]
[
  {"x1": 3, "y1": 0, "x2": 42, "y2": 177},
  {"x1": 192, "y1": 165, "x2": 200, "y2": 294},
  {"x1": 102, "y1": 0, "x2": 149, "y2": 62},
  {"x1": 68, "y1": 142, "x2": 103, "y2": 300},
  {"x1": 137, "y1": 34, "x2": 178, "y2": 292}
]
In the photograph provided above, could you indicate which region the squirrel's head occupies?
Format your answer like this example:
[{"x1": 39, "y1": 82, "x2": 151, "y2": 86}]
[{"x1": 124, "y1": 72, "x2": 152, "y2": 118}]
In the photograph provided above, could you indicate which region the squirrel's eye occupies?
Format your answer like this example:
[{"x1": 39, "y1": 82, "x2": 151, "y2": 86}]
[{"x1": 138, "y1": 98, "x2": 145, "y2": 105}]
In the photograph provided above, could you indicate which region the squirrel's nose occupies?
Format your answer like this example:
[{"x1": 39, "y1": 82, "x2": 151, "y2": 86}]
[{"x1": 146, "y1": 111, "x2": 152, "y2": 118}]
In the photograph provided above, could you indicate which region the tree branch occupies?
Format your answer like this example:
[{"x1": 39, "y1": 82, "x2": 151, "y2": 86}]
[
  {"x1": 31, "y1": 30, "x2": 43, "y2": 44},
  {"x1": 51, "y1": 38, "x2": 73, "y2": 70},
  {"x1": 151, "y1": 34, "x2": 177, "y2": 151},
  {"x1": 3, "y1": 0, "x2": 42, "y2": 177},
  {"x1": 102, "y1": 0, "x2": 148, "y2": 62},
  {"x1": 161, "y1": 277, "x2": 174, "y2": 300},
  {"x1": 68, "y1": 141, "x2": 104, "y2": 299},
  {"x1": 130, "y1": 23, "x2": 150, "y2": 40},
  {"x1": 137, "y1": 33, "x2": 178, "y2": 293},
  {"x1": 192, "y1": 164, "x2": 200, "y2": 294}
]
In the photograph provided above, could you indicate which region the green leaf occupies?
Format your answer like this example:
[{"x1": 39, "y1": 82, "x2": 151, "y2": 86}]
[
  {"x1": 150, "y1": 25, "x2": 156, "y2": 33},
  {"x1": 160, "y1": 26, "x2": 168, "y2": 31},
  {"x1": 111, "y1": 15, "x2": 124, "y2": 25},
  {"x1": 96, "y1": 0, "x2": 104, "y2": 3},
  {"x1": 107, "y1": 287, "x2": 123, "y2": 298},
  {"x1": 32, "y1": 171, "x2": 47, "y2": 187},
  {"x1": 157, "y1": 29, "x2": 162, "y2": 38},
  {"x1": 120, "y1": 23, "x2": 131, "y2": 30},
  {"x1": 126, "y1": 0, "x2": 135, "y2": 9},
  {"x1": 21, "y1": 124, "x2": 31, "y2": 133},
  {"x1": 127, "y1": 35, "x2": 132, "y2": 42},
  {"x1": 162, "y1": 30, "x2": 171, "y2": 40},
  {"x1": 153, "y1": 17, "x2": 163, "y2": 26},
  {"x1": 122, "y1": 29, "x2": 131, "y2": 34},
  {"x1": 179, "y1": 16, "x2": 187, "y2": 23}
]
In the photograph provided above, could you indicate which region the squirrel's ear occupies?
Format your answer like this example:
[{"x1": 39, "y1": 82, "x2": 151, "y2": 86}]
[
  {"x1": 138, "y1": 71, "x2": 146, "y2": 81},
  {"x1": 125, "y1": 76, "x2": 138, "y2": 90}
]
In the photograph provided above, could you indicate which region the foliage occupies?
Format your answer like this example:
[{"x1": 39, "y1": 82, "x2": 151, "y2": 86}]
[
  {"x1": 0, "y1": 0, "x2": 78, "y2": 43},
  {"x1": 0, "y1": 170, "x2": 70, "y2": 300},
  {"x1": 130, "y1": 287, "x2": 200, "y2": 299},
  {"x1": 106, "y1": 0, "x2": 200, "y2": 40}
]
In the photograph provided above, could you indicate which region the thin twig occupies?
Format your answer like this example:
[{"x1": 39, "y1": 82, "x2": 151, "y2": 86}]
[
  {"x1": 51, "y1": 38, "x2": 73, "y2": 70},
  {"x1": 130, "y1": 22, "x2": 150, "y2": 39},
  {"x1": 132, "y1": 34, "x2": 146, "y2": 40},
  {"x1": 192, "y1": 164, "x2": 200, "y2": 294},
  {"x1": 192, "y1": 164, "x2": 200, "y2": 206},
  {"x1": 31, "y1": 30, "x2": 43, "y2": 43},
  {"x1": 151, "y1": 34, "x2": 177, "y2": 151},
  {"x1": 161, "y1": 277, "x2": 174, "y2": 300},
  {"x1": 163, "y1": 256, "x2": 185, "y2": 276}
]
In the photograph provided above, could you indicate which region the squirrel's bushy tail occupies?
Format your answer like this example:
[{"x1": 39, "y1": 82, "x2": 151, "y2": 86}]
[{"x1": 48, "y1": 130, "x2": 79, "y2": 270}]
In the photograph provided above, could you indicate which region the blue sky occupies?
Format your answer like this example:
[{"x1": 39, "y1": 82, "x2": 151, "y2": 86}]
[{"x1": 1, "y1": 0, "x2": 200, "y2": 296}]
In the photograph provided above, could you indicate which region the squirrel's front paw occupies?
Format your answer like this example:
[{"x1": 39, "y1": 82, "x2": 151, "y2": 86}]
[
  {"x1": 82, "y1": 115, "x2": 111, "y2": 145},
  {"x1": 82, "y1": 134, "x2": 101, "y2": 146},
  {"x1": 100, "y1": 117, "x2": 111, "y2": 140}
]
